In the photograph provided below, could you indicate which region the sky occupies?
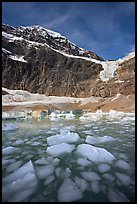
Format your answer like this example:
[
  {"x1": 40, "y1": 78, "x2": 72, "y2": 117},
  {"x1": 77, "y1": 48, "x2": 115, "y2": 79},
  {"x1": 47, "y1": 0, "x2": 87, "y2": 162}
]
[{"x1": 2, "y1": 2, "x2": 135, "y2": 60}]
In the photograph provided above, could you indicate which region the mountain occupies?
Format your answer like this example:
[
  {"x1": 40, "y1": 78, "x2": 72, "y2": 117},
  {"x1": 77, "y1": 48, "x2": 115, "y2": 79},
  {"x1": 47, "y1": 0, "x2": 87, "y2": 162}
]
[{"x1": 2, "y1": 23, "x2": 135, "y2": 112}]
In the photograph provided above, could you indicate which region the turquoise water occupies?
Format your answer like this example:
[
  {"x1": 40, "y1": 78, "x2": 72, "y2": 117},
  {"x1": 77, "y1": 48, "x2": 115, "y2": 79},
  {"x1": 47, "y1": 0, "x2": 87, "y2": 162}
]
[{"x1": 2, "y1": 114, "x2": 135, "y2": 202}]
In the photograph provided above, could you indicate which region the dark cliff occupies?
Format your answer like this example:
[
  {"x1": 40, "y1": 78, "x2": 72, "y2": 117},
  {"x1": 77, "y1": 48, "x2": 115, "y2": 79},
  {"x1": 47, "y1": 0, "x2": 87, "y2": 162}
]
[{"x1": 2, "y1": 24, "x2": 135, "y2": 98}]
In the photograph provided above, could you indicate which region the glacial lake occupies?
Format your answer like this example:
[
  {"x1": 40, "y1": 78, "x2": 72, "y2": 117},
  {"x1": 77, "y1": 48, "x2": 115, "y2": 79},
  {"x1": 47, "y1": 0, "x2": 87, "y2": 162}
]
[{"x1": 2, "y1": 112, "x2": 135, "y2": 202}]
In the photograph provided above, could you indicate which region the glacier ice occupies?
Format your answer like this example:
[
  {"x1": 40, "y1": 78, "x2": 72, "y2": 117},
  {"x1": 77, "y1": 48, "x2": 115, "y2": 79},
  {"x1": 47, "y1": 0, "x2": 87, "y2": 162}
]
[
  {"x1": 57, "y1": 178, "x2": 83, "y2": 202},
  {"x1": 97, "y1": 164, "x2": 111, "y2": 173},
  {"x1": 47, "y1": 131, "x2": 80, "y2": 146},
  {"x1": 114, "y1": 159, "x2": 131, "y2": 170},
  {"x1": 76, "y1": 144, "x2": 115, "y2": 162},
  {"x1": 46, "y1": 143, "x2": 75, "y2": 157},
  {"x1": 2, "y1": 123, "x2": 18, "y2": 131},
  {"x1": 35, "y1": 164, "x2": 55, "y2": 179},
  {"x1": 2, "y1": 160, "x2": 38, "y2": 202},
  {"x1": 2, "y1": 146, "x2": 20, "y2": 155},
  {"x1": 80, "y1": 171, "x2": 101, "y2": 181},
  {"x1": 90, "y1": 181, "x2": 100, "y2": 193}
]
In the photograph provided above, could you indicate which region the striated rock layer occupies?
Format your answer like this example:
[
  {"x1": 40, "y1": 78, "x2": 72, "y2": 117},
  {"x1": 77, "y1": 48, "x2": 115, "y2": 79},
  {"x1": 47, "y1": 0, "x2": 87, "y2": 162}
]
[{"x1": 2, "y1": 24, "x2": 135, "y2": 112}]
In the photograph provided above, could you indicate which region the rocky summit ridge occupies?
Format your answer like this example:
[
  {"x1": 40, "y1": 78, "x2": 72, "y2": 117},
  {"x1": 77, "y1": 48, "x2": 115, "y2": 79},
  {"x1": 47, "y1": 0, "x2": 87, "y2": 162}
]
[{"x1": 2, "y1": 23, "x2": 135, "y2": 113}]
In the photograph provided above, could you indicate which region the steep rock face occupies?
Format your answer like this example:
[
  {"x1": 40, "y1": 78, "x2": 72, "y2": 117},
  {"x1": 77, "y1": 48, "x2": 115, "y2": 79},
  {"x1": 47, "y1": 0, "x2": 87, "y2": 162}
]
[
  {"x1": 2, "y1": 23, "x2": 135, "y2": 98},
  {"x1": 90, "y1": 57, "x2": 135, "y2": 98}
]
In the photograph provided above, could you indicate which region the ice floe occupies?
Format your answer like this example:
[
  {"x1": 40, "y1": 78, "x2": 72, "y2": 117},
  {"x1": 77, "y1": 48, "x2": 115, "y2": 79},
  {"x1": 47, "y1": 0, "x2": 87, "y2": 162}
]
[
  {"x1": 13, "y1": 139, "x2": 24, "y2": 145},
  {"x1": 46, "y1": 143, "x2": 75, "y2": 157},
  {"x1": 80, "y1": 110, "x2": 103, "y2": 121},
  {"x1": 2, "y1": 160, "x2": 38, "y2": 202},
  {"x1": 49, "y1": 111, "x2": 75, "y2": 120},
  {"x1": 2, "y1": 146, "x2": 20, "y2": 155},
  {"x1": 114, "y1": 159, "x2": 131, "y2": 170},
  {"x1": 76, "y1": 144, "x2": 115, "y2": 162},
  {"x1": 107, "y1": 188, "x2": 130, "y2": 202},
  {"x1": 86, "y1": 135, "x2": 117, "y2": 144},
  {"x1": 115, "y1": 172, "x2": 131, "y2": 185},
  {"x1": 35, "y1": 164, "x2": 55, "y2": 179},
  {"x1": 6, "y1": 161, "x2": 22, "y2": 173},
  {"x1": 55, "y1": 167, "x2": 71, "y2": 179},
  {"x1": 80, "y1": 171, "x2": 101, "y2": 181},
  {"x1": 90, "y1": 181, "x2": 100, "y2": 193},
  {"x1": 76, "y1": 157, "x2": 92, "y2": 166},
  {"x1": 74, "y1": 176, "x2": 89, "y2": 192},
  {"x1": 44, "y1": 175, "x2": 55, "y2": 186},
  {"x1": 57, "y1": 178, "x2": 83, "y2": 202},
  {"x1": 102, "y1": 173, "x2": 115, "y2": 182},
  {"x1": 2, "y1": 123, "x2": 18, "y2": 131},
  {"x1": 97, "y1": 164, "x2": 111, "y2": 173},
  {"x1": 47, "y1": 131, "x2": 80, "y2": 146}
]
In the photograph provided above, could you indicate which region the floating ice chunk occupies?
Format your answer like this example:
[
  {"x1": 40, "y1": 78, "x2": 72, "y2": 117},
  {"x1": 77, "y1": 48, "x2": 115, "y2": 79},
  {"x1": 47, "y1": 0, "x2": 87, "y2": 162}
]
[
  {"x1": 3, "y1": 160, "x2": 36, "y2": 185},
  {"x1": 31, "y1": 141, "x2": 41, "y2": 146},
  {"x1": 34, "y1": 158, "x2": 50, "y2": 165},
  {"x1": 119, "y1": 153, "x2": 129, "y2": 160},
  {"x1": 55, "y1": 167, "x2": 71, "y2": 179},
  {"x1": 6, "y1": 161, "x2": 22, "y2": 173},
  {"x1": 83, "y1": 130, "x2": 93, "y2": 135},
  {"x1": 90, "y1": 181, "x2": 100, "y2": 193},
  {"x1": 2, "y1": 159, "x2": 11, "y2": 166},
  {"x1": 114, "y1": 159, "x2": 131, "y2": 170},
  {"x1": 115, "y1": 172, "x2": 131, "y2": 185},
  {"x1": 2, "y1": 124, "x2": 18, "y2": 131},
  {"x1": 36, "y1": 164, "x2": 55, "y2": 179},
  {"x1": 52, "y1": 158, "x2": 60, "y2": 165},
  {"x1": 85, "y1": 136, "x2": 97, "y2": 144},
  {"x1": 46, "y1": 143, "x2": 75, "y2": 157},
  {"x1": 80, "y1": 171, "x2": 101, "y2": 181},
  {"x1": 74, "y1": 176, "x2": 89, "y2": 192},
  {"x1": 55, "y1": 167, "x2": 62, "y2": 177},
  {"x1": 13, "y1": 139, "x2": 24, "y2": 145},
  {"x1": 76, "y1": 144, "x2": 115, "y2": 162},
  {"x1": 2, "y1": 161, "x2": 38, "y2": 202},
  {"x1": 76, "y1": 157, "x2": 92, "y2": 166},
  {"x1": 97, "y1": 164, "x2": 111, "y2": 173},
  {"x1": 2, "y1": 146, "x2": 20, "y2": 155},
  {"x1": 8, "y1": 188, "x2": 36, "y2": 202},
  {"x1": 47, "y1": 131, "x2": 80, "y2": 146},
  {"x1": 86, "y1": 135, "x2": 117, "y2": 145},
  {"x1": 102, "y1": 173, "x2": 115, "y2": 182},
  {"x1": 44, "y1": 175, "x2": 55, "y2": 185},
  {"x1": 57, "y1": 178, "x2": 83, "y2": 202},
  {"x1": 80, "y1": 111, "x2": 102, "y2": 121},
  {"x1": 107, "y1": 188, "x2": 130, "y2": 202}
]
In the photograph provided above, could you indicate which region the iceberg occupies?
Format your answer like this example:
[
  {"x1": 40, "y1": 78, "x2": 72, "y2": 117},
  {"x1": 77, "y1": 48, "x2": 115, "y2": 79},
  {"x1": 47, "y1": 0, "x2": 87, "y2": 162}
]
[
  {"x1": 2, "y1": 123, "x2": 18, "y2": 131},
  {"x1": 2, "y1": 146, "x2": 20, "y2": 155},
  {"x1": 47, "y1": 131, "x2": 80, "y2": 146},
  {"x1": 86, "y1": 135, "x2": 117, "y2": 144},
  {"x1": 46, "y1": 143, "x2": 75, "y2": 157},
  {"x1": 57, "y1": 178, "x2": 83, "y2": 202},
  {"x1": 2, "y1": 160, "x2": 38, "y2": 202},
  {"x1": 76, "y1": 144, "x2": 115, "y2": 162}
]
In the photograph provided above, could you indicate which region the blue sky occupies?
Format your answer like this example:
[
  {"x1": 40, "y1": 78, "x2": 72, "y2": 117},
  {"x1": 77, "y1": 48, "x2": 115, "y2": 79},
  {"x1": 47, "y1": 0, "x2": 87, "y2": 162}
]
[{"x1": 2, "y1": 2, "x2": 135, "y2": 60}]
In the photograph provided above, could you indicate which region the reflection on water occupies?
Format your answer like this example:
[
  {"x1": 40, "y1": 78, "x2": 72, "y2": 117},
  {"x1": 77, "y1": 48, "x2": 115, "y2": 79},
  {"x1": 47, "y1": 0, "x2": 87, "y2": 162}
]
[{"x1": 2, "y1": 114, "x2": 135, "y2": 202}]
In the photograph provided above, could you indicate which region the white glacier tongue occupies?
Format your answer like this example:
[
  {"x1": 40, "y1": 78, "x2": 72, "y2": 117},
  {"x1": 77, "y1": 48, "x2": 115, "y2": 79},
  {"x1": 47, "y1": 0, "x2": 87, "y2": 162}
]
[
  {"x1": 100, "y1": 60, "x2": 119, "y2": 82},
  {"x1": 99, "y1": 51, "x2": 135, "y2": 82},
  {"x1": 57, "y1": 178, "x2": 83, "y2": 202},
  {"x1": 76, "y1": 144, "x2": 115, "y2": 162}
]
